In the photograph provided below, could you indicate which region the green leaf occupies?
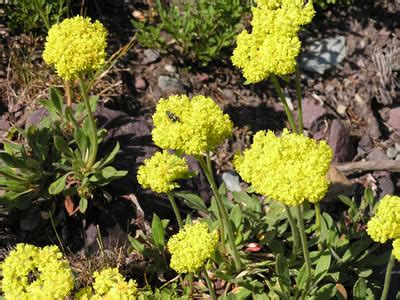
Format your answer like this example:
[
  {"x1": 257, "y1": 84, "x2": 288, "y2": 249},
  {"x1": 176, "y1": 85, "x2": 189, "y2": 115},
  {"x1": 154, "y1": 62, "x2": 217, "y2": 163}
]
[
  {"x1": 48, "y1": 173, "x2": 70, "y2": 195},
  {"x1": 54, "y1": 136, "x2": 74, "y2": 157},
  {"x1": 128, "y1": 235, "x2": 145, "y2": 253},
  {"x1": 49, "y1": 86, "x2": 63, "y2": 113},
  {"x1": 174, "y1": 191, "x2": 208, "y2": 213},
  {"x1": 230, "y1": 204, "x2": 242, "y2": 230},
  {"x1": 276, "y1": 254, "x2": 290, "y2": 293},
  {"x1": 101, "y1": 166, "x2": 117, "y2": 179},
  {"x1": 296, "y1": 263, "x2": 308, "y2": 291},
  {"x1": 232, "y1": 191, "x2": 261, "y2": 213},
  {"x1": 342, "y1": 239, "x2": 371, "y2": 263},
  {"x1": 79, "y1": 197, "x2": 88, "y2": 213},
  {"x1": 353, "y1": 278, "x2": 366, "y2": 300},
  {"x1": 151, "y1": 214, "x2": 165, "y2": 251},
  {"x1": 314, "y1": 250, "x2": 331, "y2": 280},
  {"x1": 314, "y1": 283, "x2": 336, "y2": 299},
  {"x1": 338, "y1": 195, "x2": 353, "y2": 207},
  {"x1": 95, "y1": 143, "x2": 120, "y2": 169}
]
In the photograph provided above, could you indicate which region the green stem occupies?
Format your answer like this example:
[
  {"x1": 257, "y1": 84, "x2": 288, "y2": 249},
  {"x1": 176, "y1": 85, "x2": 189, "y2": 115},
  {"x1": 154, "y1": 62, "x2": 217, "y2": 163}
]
[
  {"x1": 270, "y1": 74, "x2": 298, "y2": 132},
  {"x1": 203, "y1": 266, "x2": 217, "y2": 300},
  {"x1": 295, "y1": 65, "x2": 304, "y2": 134},
  {"x1": 167, "y1": 192, "x2": 183, "y2": 229},
  {"x1": 78, "y1": 75, "x2": 98, "y2": 170},
  {"x1": 296, "y1": 205, "x2": 312, "y2": 300},
  {"x1": 284, "y1": 205, "x2": 300, "y2": 260},
  {"x1": 315, "y1": 203, "x2": 321, "y2": 233},
  {"x1": 381, "y1": 253, "x2": 395, "y2": 300},
  {"x1": 197, "y1": 156, "x2": 226, "y2": 253},
  {"x1": 188, "y1": 272, "x2": 194, "y2": 298},
  {"x1": 198, "y1": 154, "x2": 242, "y2": 272}
]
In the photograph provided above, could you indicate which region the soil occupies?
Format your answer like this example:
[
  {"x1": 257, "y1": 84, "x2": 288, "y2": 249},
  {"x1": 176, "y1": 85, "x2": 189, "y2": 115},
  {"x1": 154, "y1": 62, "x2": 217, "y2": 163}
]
[{"x1": 0, "y1": 0, "x2": 400, "y2": 292}]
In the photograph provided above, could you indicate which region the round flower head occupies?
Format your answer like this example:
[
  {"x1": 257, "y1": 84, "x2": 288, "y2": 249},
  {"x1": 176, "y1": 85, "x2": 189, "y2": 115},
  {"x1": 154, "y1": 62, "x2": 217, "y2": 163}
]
[
  {"x1": 234, "y1": 129, "x2": 332, "y2": 206},
  {"x1": 152, "y1": 95, "x2": 233, "y2": 155},
  {"x1": 231, "y1": 0, "x2": 315, "y2": 83},
  {"x1": 137, "y1": 151, "x2": 190, "y2": 193},
  {"x1": 43, "y1": 16, "x2": 107, "y2": 80},
  {"x1": 1, "y1": 243, "x2": 74, "y2": 299},
  {"x1": 167, "y1": 222, "x2": 218, "y2": 273},
  {"x1": 367, "y1": 195, "x2": 400, "y2": 243},
  {"x1": 92, "y1": 268, "x2": 138, "y2": 299},
  {"x1": 393, "y1": 239, "x2": 400, "y2": 261}
]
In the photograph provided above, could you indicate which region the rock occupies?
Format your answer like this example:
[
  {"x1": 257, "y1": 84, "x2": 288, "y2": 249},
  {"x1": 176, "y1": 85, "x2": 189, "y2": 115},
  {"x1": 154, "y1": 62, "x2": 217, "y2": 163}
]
[
  {"x1": 336, "y1": 104, "x2": 347, "y2": 116},
  {"x1": 142, "y1": 49, "x2": 160, "y2": 64},
  {"x1": 396, "y1": 143, "x2": 400, "y2": 152},
  {"x1": 328, "y1": 120, "x2": 352, "y2": 162},
  {"x1": 134, "y1": 76, "x2": 147, "y2": 91},
  {"x1": 222, "y1": 88, "x2": 235, "y2": 101},
  {"x1": 164, "y1": 64, "x2": 177, "y2": 73},
  {"x1": 358, "y1": 135, "x2": 372, "y2": 155},
  {"x1": 386, "y1": 147, "x2": 398, "y2": 159},
  {"x1": 367, "y1": 148, "x2": 388, "y2": 161},
  {"x1": 301, "y1": 98, "x2": 328, "y2": 129},
  {"x1": 374, "y1": 171, "x2": 395, "y2": 199},
  {"x1": 25, "y1": 108, "x2": 49, "y2": 128},
  {"x1": 157, "y1": 75, "x2": 186, "y2": 95},
  {"x1": 387, "y1": 107, "x2": 400, "y2": 134},
  {"x1": 222, "y1": 171, "x2": 242, "y2": 192},
  {"x1": 299, "y1": 36, "x2": 347, "y2": 74}
]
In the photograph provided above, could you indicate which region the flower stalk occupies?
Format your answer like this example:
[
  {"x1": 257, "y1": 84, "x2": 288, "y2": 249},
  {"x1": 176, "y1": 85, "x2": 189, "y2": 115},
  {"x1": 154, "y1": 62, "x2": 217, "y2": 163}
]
[
  {"x1": 381, "y1": 253, "x2": 395, "y2": 300},
  {"x1": 296, "y1": 205, "x2": 312, "y2": 299},
  {"x1": 198, "y1": 154, "x2": 242, "y2": 272},
  {"x1": 167, "y1": 192, "x2": 183, "y2": 229},
  {"x1": 78, "y1": 75, "x2": 98, "y2": 170}
]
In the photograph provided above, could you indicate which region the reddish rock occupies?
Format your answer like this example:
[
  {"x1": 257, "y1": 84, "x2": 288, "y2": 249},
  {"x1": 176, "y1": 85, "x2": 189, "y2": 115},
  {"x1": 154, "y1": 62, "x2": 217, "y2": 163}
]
[
  {"x1": 328, "y1": 120, "x2": 352, "y2": 162},
  {"x1": 387, "y1": 107, "x2": 400, "y2": 134},
  {"x1": 301, "y1": 98, "x2": 328, "y2": 129}
]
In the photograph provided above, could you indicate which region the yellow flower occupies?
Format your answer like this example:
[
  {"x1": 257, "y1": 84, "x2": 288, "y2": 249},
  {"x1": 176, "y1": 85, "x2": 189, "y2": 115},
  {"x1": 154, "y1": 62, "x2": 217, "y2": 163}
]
[
  {"x1": 231, "y1": 0, "x2": 315, "y2": 83},
  {"x1": 234, "y1": 129, "x2": 332, "y2": 206},
  {"x1": 74, "y1": 287, "x2": 94, "y2": 300},
  {"x1": 1, "y1": 243, "x2": 74, "y2": 300},
  {"x1": 367, "y1": 195, "x2": 400, "y2": 243},
  {"x1": 43, "y1": 16, "x2": 107, "y2": 80},
  {"x1": 92, "y1": 268, "x2": 138, "y2": 299},
  {"x1": 393, "y1": 239, "x2": 400, "y2": 261},
  {"x1": 137, "y1": 151, "x2": 190, "y2": 193},
  {"x1": 152, "y1": 95, "x2": 233, "y2": 155},
  {"x1": 167, "y1": 222, "x2": 218, "y2": 273}
]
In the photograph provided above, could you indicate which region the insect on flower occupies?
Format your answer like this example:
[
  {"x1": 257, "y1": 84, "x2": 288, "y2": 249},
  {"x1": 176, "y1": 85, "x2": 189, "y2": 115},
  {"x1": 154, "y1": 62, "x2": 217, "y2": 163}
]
[{"x1": 166, "y1": 111, "x2": 180, "y2": 122}]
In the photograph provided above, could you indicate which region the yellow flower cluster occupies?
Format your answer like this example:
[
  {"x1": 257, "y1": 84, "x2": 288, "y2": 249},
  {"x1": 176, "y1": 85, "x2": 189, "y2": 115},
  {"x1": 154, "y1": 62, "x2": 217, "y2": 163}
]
[
  {"x1": 152, "y1": 95, "x2": 233, "y2": 155},
  {"x1": 91, "y1": 268, "x2": 138, "y2": 299},
  {"x1": 167, "y1": 222, "x2": 218, "y2": 273},
  {"x1": 1, "y1": 243, "x2": 74, "y2": 300},
  {"x1": 43, "y1": 16, "x2": 107, "y2": 80},
  {"x1": 231, "y1": 0, "x2": 315, "y2": 83},
  {"x1": 234, "y1": 129, "x2": 332, "y2": 206},
  {"x1": 137, "y1": 151, "x2": 189, "y2": 193},
  {"x1": 367, "y1": 195, "x2": 400, "y2": 243},
  {"x1": 393, "y1": 239, "x2": 400, "y2": 261}
]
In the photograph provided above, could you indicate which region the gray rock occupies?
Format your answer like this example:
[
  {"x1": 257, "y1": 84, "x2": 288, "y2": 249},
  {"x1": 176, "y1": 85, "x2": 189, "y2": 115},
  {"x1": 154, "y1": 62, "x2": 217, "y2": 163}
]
[
  {"x1": 387, "y1": 107, "x2": 400, "y2": 134},
  {"x1": 374, "y1": 171, "x2": 395, "y2": 199},
  {"x1": 386, "y1": 147, "x2": 398, "y2": 159},
  {"x1": 367, "y1": 148, "x2": 388, "y2": 161},
  {"x1": 142, "y1": 49, "x2": 160, "y2": 64},
  {"x1": 164, "y1": 64, "x2": 177, "y2": 73},
  {"x1": 222, "y1": 171, "x2": 242, "y2": 192},
  {"x1": 301, "y1": 98, "x2": 328, "y2": 129},
  {"x1": 299, "y1": 36, "x2": 347, "y2": 74},
  {"x1": 328, "y1": 120, "x2": 352, "y2": 162},
  {"x1": 157, "y1": 75, "x2": 186, "y2": 95}
]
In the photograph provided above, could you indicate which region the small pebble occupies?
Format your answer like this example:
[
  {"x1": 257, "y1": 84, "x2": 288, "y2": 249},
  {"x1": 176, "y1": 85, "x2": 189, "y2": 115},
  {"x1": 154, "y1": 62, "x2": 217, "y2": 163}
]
[{"x1": 386, "y1": 147, "x2": 398, "y2": 159}]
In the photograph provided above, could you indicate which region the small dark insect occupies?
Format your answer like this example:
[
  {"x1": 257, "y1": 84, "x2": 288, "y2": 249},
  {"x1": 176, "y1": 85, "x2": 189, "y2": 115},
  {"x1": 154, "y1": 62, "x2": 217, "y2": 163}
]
[{"x1": 166, "y1": 111, "x2": 180, "y2": 122}]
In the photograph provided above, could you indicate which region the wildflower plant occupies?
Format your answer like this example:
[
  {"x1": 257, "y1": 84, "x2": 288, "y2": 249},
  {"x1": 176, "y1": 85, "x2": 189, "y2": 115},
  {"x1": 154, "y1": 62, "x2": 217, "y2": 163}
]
[
  {"x1": 1, "y1": 243, "x2": 74, "y2": 299},
  {"x1": 0, "y1": 16, "x2": 129, "y2": 214},
  {"x1": 366, "y1": 195, "x2": 400, "y2": 299}
]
